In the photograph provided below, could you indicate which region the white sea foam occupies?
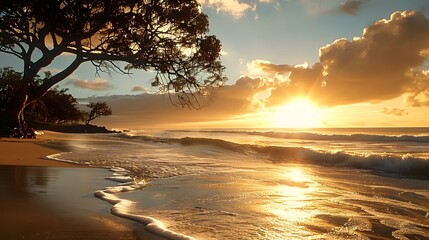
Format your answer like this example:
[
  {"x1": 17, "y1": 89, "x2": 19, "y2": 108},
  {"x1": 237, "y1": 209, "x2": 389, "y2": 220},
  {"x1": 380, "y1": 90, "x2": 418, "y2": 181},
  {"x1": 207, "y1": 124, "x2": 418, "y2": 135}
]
[
  {"x1": 45, "y1": 152, "x2": 91, "y2": 166},
  {"x1": 94, "y1": 167, "x2": 197, "y2": 240},
  {"x1": 105, "y1": 175, "x2": 133, "y2": 183}
]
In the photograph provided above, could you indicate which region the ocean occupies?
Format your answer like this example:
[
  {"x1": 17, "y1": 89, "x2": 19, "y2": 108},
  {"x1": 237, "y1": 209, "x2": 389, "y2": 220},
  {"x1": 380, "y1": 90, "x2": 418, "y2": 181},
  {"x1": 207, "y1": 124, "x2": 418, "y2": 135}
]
[{"x1": 48, "y1": 128, "x2": 429, "y2": 239}]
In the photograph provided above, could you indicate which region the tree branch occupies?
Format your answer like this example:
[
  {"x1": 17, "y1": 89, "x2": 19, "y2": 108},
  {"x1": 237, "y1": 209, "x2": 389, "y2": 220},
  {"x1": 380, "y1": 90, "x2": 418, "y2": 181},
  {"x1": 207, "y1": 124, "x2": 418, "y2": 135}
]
[
  {"x1": 28, "y1": 50, "x2": 83, "y2": 102},
  {"x1": 0, "y1": 48, "x2": 23, "y2": 59}
]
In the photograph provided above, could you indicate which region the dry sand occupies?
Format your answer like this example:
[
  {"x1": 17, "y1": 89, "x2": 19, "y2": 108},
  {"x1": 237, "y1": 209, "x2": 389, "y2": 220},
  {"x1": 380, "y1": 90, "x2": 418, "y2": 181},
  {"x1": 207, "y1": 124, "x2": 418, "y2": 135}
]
[{"x1": 0, "y1": 131, "x2": 139, "y2": 240}]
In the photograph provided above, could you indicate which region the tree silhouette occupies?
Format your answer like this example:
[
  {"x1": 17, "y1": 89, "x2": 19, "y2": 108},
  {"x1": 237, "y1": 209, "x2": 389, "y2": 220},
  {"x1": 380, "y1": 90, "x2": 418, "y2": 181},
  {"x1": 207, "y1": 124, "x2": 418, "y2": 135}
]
[
  {"x1": 1, "y1": 68, "x2": 84, "y2": 125},
  {"x1": 25, "y1": 87, "x2": 84, "y2": 124},
  {"x1": 84, "y1": 102, "x2": 112, "y2": 125},
  {"x1": 0, "y1": 0, "x2": 226, "y2": 137}
]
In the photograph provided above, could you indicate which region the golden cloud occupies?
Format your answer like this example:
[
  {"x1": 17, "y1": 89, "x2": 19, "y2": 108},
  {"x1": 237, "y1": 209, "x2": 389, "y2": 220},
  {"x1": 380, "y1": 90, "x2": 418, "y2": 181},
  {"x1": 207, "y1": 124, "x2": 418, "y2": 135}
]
[
  {"x1": 198, "y1": 0, "x2": 252, "y2": 18},
  {"x1": 405, "y1": 71, "x2": 429, "y2": 107},
  {"x1": 252, "y1": 11, "x2": 429, "y2": 107},
  {"x1": 380, "y1": 107, "x2": 408, "y2": 116},
  {"x1": 69, "y1": 77, "x2": 112, "y2": 91},
  {"x1": 83, "y1": 76, "x2": 267, "y2": 127},
  {"x1": 131, "y1": 85, "x2": 145, "y2": 92}
]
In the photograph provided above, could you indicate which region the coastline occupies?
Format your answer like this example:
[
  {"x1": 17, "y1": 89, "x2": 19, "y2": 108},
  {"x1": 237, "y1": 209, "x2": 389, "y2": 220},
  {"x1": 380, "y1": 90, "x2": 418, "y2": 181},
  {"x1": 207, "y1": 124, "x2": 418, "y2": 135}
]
[
  {"x1": 0, "y1": 131, "x2": 139, "y2": 240},
  {"x1": 0, "y1": 131, "x2": 84, "y2": 167},
  {"x1": 2, "y1": 129, "x2": 427, "y2": 239}
]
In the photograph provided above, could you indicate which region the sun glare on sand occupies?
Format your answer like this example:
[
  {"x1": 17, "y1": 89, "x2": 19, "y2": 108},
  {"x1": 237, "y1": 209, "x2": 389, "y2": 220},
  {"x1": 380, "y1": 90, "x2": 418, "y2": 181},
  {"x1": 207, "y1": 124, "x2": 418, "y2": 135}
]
[{"x1": 272, "y1": 99, "x2": 322, "y2": 128}]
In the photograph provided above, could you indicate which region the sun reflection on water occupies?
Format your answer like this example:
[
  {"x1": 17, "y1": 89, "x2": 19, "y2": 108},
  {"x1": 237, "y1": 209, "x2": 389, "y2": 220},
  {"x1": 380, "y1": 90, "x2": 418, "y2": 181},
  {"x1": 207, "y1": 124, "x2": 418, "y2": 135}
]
[
  {"x1": 287, "y1": 168, "x2": 309, "y2": 183},
  {"x1": 267, "y1": 166, "x2": 319, "y2": 226}
]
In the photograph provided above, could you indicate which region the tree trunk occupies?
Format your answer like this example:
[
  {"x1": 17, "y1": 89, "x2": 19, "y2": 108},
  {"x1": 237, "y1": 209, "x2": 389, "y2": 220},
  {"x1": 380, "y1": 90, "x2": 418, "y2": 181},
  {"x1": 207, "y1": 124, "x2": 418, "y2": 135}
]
[{"x1": 0, "y1": 83, "x2": 35, "y2": 138}]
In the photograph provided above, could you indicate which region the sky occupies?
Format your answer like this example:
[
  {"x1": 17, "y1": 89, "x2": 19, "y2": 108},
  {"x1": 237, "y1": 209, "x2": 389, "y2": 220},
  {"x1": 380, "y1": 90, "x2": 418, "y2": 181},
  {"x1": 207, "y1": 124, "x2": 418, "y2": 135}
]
[{"x1": 2, "y1": 0, "x2": 429, "y2": 129}]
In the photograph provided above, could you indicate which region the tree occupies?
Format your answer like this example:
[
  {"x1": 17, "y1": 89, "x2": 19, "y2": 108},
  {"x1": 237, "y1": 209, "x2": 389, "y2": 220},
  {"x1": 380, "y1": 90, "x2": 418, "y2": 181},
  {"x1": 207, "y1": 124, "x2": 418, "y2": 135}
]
[
  {"x1": 0, "y1": 67, "x2": 21, "y2": 114},
  {"x1": 0, "y1": 0, "x2": 226, "y2": 138},
  {"x1": 84, "y1": 102, "x2": 112, "y2": 125},
  {"x1": 1, "y1": 68, "x2": 84, "y2": 126},
  {"x1": 25, "y1": 87, "x2": 84, "y2": 124}
]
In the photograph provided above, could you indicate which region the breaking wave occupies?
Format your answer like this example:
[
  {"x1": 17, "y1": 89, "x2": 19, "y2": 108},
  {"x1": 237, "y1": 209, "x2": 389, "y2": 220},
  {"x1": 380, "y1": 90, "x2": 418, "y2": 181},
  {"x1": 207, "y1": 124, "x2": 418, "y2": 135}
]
[
  {"x1": 175, "y1": 129, "x2": 429, "y2": 143},
  {"x1": 248, "y1": 131, "x2": 429, "y2": 143},
  {"x1": 117, "y1": 133, "x2": 429, "y2": 180}
]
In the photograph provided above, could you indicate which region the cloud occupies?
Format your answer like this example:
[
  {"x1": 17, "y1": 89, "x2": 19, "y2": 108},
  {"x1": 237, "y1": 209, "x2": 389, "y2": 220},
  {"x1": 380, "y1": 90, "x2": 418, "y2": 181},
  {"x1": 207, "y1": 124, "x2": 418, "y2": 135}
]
[
  {"x1": 81, "y1": 76, "x2": 267, "y2": 127},
  {"x1": 249, "y1": 11, "x2": 429, "y2": 107},
  {"x1": 405, "y1": 71, "x2": 429, "y2": 107},
  {"x1": 339, "y1": 0, "x2": 367, "y2": 15},
  {"x1": 380, "y1": 107, "x2": 408, "y2": 116},
  {"x1": 131, "y1": 85, "x2": 145, "y2": 92},
  {"x1": 75, "y1": 11, "x2": 429, "y2": 127},
  {"x1": 299, "y1": 0, "x2": 338, "y2": 16},
  {"x1": 69, "y1": 77, "x2": 112, "y2": 91},
  {"x1": 198, "y1": 0, "x2": 253, "y2": 18},
  {"x1": 197, "y1": 0, "x2": 280, "y2": 20}
]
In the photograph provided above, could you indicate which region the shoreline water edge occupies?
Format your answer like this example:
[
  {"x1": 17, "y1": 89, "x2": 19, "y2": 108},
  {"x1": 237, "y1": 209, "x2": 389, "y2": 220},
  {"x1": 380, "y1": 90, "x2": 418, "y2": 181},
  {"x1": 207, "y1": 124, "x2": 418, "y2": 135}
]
[
  {"x1": 0, "y1": 131, "x2": 196, "y2": 240},
  {"x1": 0, "y1": 133, "x2": 141, "y2": 240},
  {"x1": 2, "y1": 128, "x2": 429, "y2": 239}
]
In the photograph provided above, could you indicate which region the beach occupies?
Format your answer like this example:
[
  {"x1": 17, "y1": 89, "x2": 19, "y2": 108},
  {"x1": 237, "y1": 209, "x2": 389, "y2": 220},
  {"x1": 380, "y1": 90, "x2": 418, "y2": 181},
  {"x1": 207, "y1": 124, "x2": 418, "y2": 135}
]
[
  {"x1": 1, "y1": 129, "x2": 429, "y2": 239},
  {"x1": 31, "y1": 128, "x2": 428, "y2": 239},
  {"x1": 0, "y1": 132, "x2": 138, "y2": 240}
]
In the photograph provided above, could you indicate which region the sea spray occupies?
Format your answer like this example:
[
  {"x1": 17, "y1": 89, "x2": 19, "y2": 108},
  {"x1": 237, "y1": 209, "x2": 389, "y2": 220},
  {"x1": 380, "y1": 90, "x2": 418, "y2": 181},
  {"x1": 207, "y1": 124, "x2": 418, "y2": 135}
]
[{"x1": 94, "y1": 167, "x2": 198, "y2": 240}]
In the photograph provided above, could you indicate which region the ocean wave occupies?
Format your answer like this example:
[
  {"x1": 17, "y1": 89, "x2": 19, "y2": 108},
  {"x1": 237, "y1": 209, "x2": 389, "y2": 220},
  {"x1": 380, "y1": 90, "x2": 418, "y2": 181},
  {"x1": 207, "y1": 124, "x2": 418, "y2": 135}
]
[
  {"x1": 115, "y1": 132, "x2": 429, "y2": 179},
  {"x1": 176, "y1": 129, "x2": 429, "y2": 143},
  {"x1": 248, "y1": 131, "x2": 429, "y2": 143},
  {"x1": 250, "y1": 145, "x2": 429, "y2": 179},
  {"x1": 117, "y1": 133, "x2": 429, "y2": 180}
]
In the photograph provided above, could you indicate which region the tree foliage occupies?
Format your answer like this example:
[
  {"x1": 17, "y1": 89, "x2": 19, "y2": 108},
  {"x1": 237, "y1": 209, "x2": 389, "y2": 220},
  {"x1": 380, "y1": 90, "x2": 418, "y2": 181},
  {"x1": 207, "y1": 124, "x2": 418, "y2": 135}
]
[
  {"x1": 0, "y1": 0, "x2": 225, "y2": 104},
  {"x1": 0, "y1": 0, "x2": 226, "y2": 137},
  {"x1": 0, "y1": 68, "x2": 84, "y2": 124},
  {"x1": 0, "y1": 67, "x2": 21, "y2": 113},
  {"x1": 25, "y1": 87, "x2": 84, "y2": 124},
  {"x1": 84, "y1": 102, "x2": 112, "y2": 125}
]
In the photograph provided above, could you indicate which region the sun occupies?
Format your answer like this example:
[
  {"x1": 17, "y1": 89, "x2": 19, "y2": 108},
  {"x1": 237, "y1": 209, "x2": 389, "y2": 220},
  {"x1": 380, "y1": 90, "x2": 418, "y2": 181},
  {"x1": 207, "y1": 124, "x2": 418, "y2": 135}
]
[{"x1": 272, "y1": 99, "x2": 322, "y2": 128}]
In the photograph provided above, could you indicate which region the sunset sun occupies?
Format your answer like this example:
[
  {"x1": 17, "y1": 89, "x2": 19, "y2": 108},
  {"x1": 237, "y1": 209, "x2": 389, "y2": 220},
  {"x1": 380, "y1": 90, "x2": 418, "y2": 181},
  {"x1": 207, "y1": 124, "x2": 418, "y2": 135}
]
[{"x1": 272, "y1": 99, "x2": 322, "y2": 128}]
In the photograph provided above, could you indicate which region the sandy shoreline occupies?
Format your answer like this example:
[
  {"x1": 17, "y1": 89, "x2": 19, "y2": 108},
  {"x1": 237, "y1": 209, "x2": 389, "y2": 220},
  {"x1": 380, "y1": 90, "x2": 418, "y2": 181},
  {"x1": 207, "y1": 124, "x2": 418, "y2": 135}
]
[
  {"x1": 0, "y1": 131, "x2": 84, "y2": 167},
  {"x1": 0, "y1": 132, "x2": 139, "y2": 240}
]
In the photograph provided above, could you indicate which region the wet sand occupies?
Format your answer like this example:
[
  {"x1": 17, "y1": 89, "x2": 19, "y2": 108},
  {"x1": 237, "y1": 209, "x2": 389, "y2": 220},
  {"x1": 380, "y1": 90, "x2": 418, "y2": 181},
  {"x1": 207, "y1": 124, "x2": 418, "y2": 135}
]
[
  {"x1": 0, "y1": 135, "x2": 81, "y2": 167},
  {"x1": 0, "y1": 132, "x2": 138, "y2": 240}
]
